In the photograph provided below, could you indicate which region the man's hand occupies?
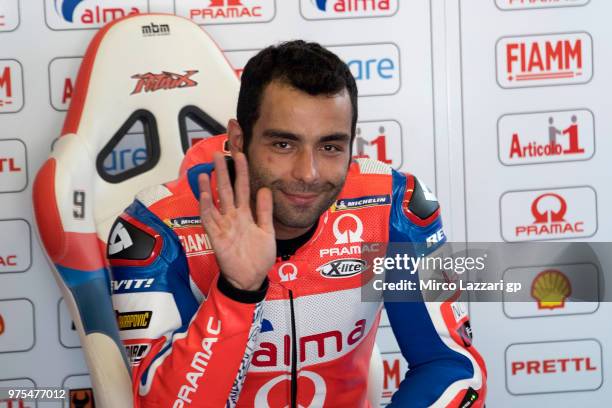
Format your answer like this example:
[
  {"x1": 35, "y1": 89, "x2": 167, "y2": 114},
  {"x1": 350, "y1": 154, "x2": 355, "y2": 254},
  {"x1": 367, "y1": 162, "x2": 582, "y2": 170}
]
[{"x1": 198, "y1": 152, "x2": 275, "y2": 291}]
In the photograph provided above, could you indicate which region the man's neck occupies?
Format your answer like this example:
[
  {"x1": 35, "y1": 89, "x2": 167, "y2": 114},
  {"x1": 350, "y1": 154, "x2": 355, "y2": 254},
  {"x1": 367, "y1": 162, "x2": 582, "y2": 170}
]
[{"x1": 273, "y1": 221, "x2": 314, "y2": 240}]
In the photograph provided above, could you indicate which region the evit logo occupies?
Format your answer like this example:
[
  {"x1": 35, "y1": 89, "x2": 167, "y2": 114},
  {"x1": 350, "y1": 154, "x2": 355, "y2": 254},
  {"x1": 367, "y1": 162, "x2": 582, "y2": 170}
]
[
  {"x1": 45, "y1": 0, "x2": 148, "y2": 30},
  {"x1": 496, "y1": 32, "x2": 592, "y2": 88},
  {"x1": 498, "y1": 109, "x2": 594, "y2": 165},
  {"x1": 175, "y1": 0, "x2": 275, "y2": 25},
  {"x1": 500, "y1": 187, "x2": 597, "y2": 242},
  {"x1": 300, "y1": 0, "x2": 398, "y2": 20}
]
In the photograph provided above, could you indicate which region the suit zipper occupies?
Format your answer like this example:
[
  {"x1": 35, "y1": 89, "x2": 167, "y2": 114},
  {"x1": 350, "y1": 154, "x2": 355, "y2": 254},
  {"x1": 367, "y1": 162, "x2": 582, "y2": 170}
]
[{"x1": 289, "y1": 289, "x2": 298, "y2": 408}]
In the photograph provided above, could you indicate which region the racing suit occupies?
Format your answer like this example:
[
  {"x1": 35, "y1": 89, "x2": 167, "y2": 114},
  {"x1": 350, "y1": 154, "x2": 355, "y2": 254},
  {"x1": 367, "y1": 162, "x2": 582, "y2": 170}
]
[{"x1": 108, "y1": 135, "x2": 487, "y2": 407}]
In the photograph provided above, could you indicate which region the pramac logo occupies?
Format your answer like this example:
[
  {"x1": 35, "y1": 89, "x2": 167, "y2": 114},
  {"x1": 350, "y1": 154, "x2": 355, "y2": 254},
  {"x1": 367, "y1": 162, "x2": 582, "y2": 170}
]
[
  {"x1": 332, "y1": 213, "x2": 364, "y2": 244},
  {"x1": 255, "y1": 371, "x2": 326, "y2": 407}
]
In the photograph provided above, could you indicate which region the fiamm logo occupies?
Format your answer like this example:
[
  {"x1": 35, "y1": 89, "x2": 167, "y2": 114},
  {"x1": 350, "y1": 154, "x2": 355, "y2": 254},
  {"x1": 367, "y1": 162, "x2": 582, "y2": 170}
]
[
  {"x1": 330, "y1": 44, "x2": 400, "y2": 96},
  {"x1": 496, "y1": 32, "x2": 592, "y2": 88},
  {"x1": 300, "y1": 0, "x2": 398, "y2": 20},
  {"x1": 45, "y1": 0, "x2": 148, "y2": 30}
]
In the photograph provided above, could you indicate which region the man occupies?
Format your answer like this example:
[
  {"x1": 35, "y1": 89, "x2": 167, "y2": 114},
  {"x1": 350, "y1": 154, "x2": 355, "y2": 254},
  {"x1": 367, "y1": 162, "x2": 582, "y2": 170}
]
[{"x1": 109, "y1": 40, "x2": 486, "y2": 407}]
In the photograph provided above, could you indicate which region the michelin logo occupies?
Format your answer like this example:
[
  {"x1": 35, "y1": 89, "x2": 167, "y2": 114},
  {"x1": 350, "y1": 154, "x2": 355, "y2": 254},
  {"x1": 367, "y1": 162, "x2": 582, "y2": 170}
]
[
  {"x1": 165, "y1": 216, "x2": 201, "y2": 228},
  {"x1": 334, "y1": 195, "x2": 390, "y2": 211}
]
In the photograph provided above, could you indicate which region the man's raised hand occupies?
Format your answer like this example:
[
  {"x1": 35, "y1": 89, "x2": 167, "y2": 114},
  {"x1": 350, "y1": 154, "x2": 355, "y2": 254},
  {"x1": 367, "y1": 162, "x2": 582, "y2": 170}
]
[{"x1": 198, "y1": 152, "x2": 275, "y2": 291}]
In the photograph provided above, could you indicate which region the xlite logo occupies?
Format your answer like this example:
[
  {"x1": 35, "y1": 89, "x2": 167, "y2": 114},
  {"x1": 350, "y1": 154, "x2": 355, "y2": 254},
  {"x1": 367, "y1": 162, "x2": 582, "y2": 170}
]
[
  {"x1": 130, "y1": 70, "x2": 198, "y2": 94},
  {"x1": 497, "y1": 32, "x2": 592, "y2": 88},
  {"x1": 333, "y1": 213, "x2": 364, "y2": 244},
  {"x1": 141, "y1": 22, "x2": 170, "y2": 37}
]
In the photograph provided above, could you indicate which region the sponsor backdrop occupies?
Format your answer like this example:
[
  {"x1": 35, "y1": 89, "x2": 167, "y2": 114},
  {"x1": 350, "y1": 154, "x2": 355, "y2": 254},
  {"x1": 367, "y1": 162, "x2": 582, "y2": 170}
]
[{"x1": 0, "y1": 0, "x2": 610, "y2": 406}]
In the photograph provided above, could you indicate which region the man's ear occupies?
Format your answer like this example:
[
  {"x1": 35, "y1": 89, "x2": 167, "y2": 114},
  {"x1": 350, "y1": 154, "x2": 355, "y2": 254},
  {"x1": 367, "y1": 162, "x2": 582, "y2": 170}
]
[{"x1": 227, "y1": 119, "x2": 244, "y2": 154}]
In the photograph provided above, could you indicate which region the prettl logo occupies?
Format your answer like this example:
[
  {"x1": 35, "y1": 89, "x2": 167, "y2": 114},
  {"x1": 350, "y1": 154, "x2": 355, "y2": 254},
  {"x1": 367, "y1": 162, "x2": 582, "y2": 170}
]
[
  {"x1": 130, "y1": 70, "x2": 198, "y2": 95},
  {"x1": 0, "y1": 60, "x2": 24, "y2": 113},
  {"x1": 178, "y1": 0, "x2": 275, "y2": 25},
  {"x1": 500, "y1": 187, "x2": 596, "y2": 242},
  {"x1": 330, "y1": 44, "x2": 400, "y2": 96},
  {"x1": 278, "y1": 262, "x2": 298, "y2": 282},
  {"x1": 333, "y1": 213, "x2": 364, "y2": 244},
  {"x1": 46, "y1": 0, "x2": 146, "y2": 30},
  {"x1": 301, "y1": 0, "x2": 398, "y2": 19},
  {"x1": 531, "y1": 269, "x2": 571, "y2": 310},
  {"x1": 498, "y1": 109, "x2": 594, "y2": 166},
  {"x1": 0, "y1": 139, "x2": 27, "y2": 194},
  {"x1": 506, "y1": 339, "x2": 602, "y2": 395},
  {"x1": 496, "y1": 0, "x2": 590, "y2": 10},
  {"x1": 354, "y1": 120, "x2": 402, "y2": 168},
  {"x1": 497, "y1": 32, "x2": 592, "y2": 88}
]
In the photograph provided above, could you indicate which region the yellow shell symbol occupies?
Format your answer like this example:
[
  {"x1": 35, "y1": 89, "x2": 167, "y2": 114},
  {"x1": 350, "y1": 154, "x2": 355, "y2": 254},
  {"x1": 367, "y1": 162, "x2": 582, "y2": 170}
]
[{"x1": 531, "y1": 269, "x2": 571, "y2": 310}]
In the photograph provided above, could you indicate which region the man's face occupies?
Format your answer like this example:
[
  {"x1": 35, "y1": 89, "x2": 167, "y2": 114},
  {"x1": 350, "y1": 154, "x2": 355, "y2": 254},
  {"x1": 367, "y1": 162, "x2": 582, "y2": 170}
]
[{"x1": 246, "y1": 81, "x2": 353, "y2": 237}]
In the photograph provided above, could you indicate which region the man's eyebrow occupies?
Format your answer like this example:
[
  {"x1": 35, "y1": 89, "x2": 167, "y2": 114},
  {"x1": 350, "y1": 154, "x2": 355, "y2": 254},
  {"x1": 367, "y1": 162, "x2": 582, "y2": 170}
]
[
  {"x1": 262, "y1": 130, "x2": 350, "y2": 143},
  {"x1": 262, "y1": 130, "x2": 301, "y2": 141}
]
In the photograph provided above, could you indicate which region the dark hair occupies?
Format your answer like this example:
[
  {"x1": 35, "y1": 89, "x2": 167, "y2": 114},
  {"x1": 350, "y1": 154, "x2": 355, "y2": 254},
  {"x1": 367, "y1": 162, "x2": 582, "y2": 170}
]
[{"x1": 237, "y1": 40, "x2": 358, "y2": 150}]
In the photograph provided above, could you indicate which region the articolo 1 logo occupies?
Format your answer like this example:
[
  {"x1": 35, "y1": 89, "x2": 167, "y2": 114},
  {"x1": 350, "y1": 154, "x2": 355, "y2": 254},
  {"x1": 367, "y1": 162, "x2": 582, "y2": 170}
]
[
  {"x1": 300, "y1": 0, "x2": 398, "y2": 19},
  {"x1": 354, "y1": 120, "x2": 402, "y2": 168},
  {"x1": 175, "y1": 0, "x2": 275, "y2": 25},
  {"x1": 500, "y1": 187, "x2": 597, "y2": 242},
  {"x1": 498, "y1": 109, "x2": 594, "y2": 165},
  {"x1": 45, "y1": 0, "x2": 148, "y2": 30},
  {"x1": 496, "y1": 32, "x2": 592, "y2": 88}
]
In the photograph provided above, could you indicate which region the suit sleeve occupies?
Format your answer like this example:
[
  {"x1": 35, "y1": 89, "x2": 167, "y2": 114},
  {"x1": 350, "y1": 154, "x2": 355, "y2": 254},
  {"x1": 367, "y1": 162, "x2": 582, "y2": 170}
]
[
  {"x1": 108, "y1": 199, "x2": 266, "y2": 408},
  {"x1": 385, "y1": 171, "x2": 487, "y2": 408}
]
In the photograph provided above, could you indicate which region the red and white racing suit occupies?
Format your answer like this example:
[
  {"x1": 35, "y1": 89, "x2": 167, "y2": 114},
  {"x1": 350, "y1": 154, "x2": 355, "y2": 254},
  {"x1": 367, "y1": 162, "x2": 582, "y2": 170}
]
[{"x1": 108, "y1": 135, "x2": 487, "y2": 407}]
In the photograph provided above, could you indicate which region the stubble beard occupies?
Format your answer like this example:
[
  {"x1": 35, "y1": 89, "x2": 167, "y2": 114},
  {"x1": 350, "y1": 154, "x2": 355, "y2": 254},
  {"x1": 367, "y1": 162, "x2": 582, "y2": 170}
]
[{"x1": 249, "y1": 165, "x2": 346, "y2": 229}]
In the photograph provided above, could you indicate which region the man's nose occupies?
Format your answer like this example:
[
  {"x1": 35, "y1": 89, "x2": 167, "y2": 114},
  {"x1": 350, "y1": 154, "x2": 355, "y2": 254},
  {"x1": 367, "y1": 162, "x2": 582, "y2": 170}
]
[{"x1": 292, "y1": 148, "x2": 319, "y2": 184}]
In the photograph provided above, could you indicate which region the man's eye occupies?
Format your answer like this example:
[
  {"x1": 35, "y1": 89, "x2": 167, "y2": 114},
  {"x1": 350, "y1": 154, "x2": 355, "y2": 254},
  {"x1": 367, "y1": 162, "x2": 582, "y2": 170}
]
[
  {"x1": 322, "y1": 145, "x2": 341, "y2": 152},
  {"x1": 273, "y1": 142, "x2": 291, "y2": 149}
]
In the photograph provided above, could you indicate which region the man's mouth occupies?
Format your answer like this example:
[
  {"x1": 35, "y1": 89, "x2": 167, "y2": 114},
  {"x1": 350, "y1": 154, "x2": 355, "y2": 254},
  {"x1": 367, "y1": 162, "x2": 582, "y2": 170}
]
[{"x1": 281, "y1": 191, "x2": 319, "y2": 206}]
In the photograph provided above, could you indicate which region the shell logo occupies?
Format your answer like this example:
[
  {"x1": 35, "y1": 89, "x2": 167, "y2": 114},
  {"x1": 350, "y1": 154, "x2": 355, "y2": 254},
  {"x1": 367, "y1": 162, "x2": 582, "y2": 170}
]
[
  {"x1": 0, "y1": 314, "x2": 4, "y2": 335},
  {"x1": 531, "y1": 269, "x2": 571, "y2": 309}
]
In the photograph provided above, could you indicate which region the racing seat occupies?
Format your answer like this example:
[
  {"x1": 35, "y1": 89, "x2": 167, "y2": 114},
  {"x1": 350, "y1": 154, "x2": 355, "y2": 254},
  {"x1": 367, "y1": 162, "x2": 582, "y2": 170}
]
[
  {"x1": 33, "y1": 13, "x2": 238, "y2": 407},
  {"x1": 32, "y1": 12, "x2": 382, "y2": 407}
]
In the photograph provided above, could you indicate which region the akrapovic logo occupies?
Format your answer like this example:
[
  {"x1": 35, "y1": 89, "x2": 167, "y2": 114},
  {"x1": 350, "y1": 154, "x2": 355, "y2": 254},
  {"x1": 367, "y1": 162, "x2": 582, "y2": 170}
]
[
  {"x1": 330, "y1": 44, "x2": 400, "y2": 96},
  {"x1": 498, "y1": 109, "x2": 594, "y2": 166},
  {"x1": 317, "y1": 259, "x2": 366, "y2": 278},
  {"x1": 496, "y1": 0, "x2": 589, "y2": 10},
  {"x1": 496, "y1": 32, "x2": 592, "y2": 88},
  {"x1": 116, "y1": 310, "x2": 152, "y2": 330},
  {"x1": 300, "y1": 0, "x2": 398, "y2": 20},
  {"x1": 0, "y1": 59, "x2": 24, "y2": 113},
  {"x1": 500, "y1": 187, "x2": 597, "y2": 242},
  {"x1": 354, "y1": 120, "x2": 403, "y2": 168},
  {"x1": 175, "y1": 0, "x2": 275, "y2": 25},
  {"x1": 45, "y1": 0, "x2": 148, "y2": 30},
  {"x1": 48, "y1": 57, "x2": 81, "y2": 111},
  {"x1": 0, "y1": 0, "x2": 20, "y2": 32}
]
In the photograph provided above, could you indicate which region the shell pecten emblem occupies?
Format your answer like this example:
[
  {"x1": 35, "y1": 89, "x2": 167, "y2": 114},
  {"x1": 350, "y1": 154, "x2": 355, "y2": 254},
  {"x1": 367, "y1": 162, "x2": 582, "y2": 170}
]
[
  {"x1": 0, "y1": 314, "x2": 4, "y2": 335},
  {"x1": 531, "y1": 269, "x2": 572, "y2": 310}
]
